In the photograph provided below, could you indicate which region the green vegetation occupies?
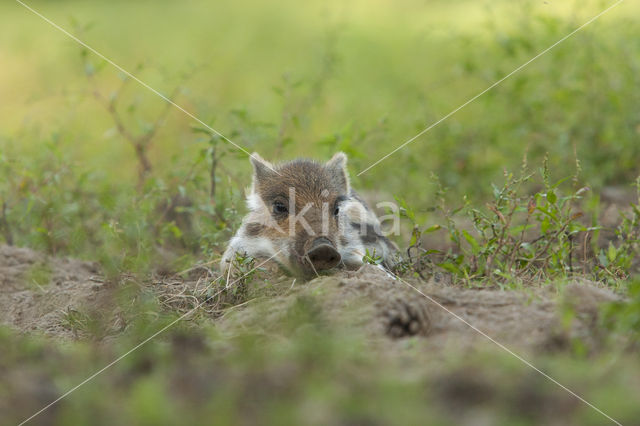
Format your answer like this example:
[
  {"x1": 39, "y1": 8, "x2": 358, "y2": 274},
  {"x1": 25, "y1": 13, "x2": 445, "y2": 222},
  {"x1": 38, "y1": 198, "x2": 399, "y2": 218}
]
[
  {"x1": 397, "y1": 161, "x2": 640, "y2": 286},
  {"x1": 1, "y1": 0, "x2": 639, "y2": 424}
]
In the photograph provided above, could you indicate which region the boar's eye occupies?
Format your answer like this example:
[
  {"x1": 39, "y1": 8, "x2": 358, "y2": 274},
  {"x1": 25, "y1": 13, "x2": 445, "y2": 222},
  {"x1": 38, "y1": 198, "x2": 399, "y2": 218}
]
[
  {"x1": 272, "y1": 200, "x2": 288, "y2": 216},
  {"x1": 333, "y1": 195, "x2": 347, "y2": 217}
]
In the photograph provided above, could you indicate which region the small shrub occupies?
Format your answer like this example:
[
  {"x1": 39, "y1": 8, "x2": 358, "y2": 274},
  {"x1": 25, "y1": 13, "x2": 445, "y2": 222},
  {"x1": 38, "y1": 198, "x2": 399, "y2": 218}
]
[{"x1": 399, "y1": 159, "x2": 639, "y2": 286}]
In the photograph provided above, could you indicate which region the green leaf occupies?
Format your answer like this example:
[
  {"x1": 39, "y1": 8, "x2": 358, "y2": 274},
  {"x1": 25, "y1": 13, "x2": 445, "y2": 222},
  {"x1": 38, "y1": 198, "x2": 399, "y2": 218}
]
[
  {"x1": 462, "y1": 230, "x2": 480, "y2": 254},
  {"x1": 409, "y1": 227, "x2": 419, "y2": 246},
  {"x1": 541, "y1": 218, "x2": 550, "y2": 234},
  {"x1": 547, "y1": 190, "x2": 557, "y2": 204},
  {"x1": 607, "y1": 242, "x2": 617, "y2": 262},
  {"x1": 168, "y1": 224, "x2": 183, "y2": 239},
  {"x1": 438, "y1": 262, "x2": 461, "y2": 275},
  {"x1": 423, "y1": 224, "x2": 441, "y2": 233},
  {"x1": 536, "y1": 205, "x2": 559, "y2": 222},
  {"x1": 598, "y1": 251, "x2": 609, "y2": 267}
]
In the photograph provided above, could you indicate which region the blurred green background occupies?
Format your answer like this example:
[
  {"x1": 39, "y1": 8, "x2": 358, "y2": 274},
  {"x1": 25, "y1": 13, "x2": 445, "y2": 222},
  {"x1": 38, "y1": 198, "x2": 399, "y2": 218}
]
[
  {"x1": 2, "y1": 0, "x2": 638, "y2": 267},
  {"x1": 3, "y1": 0, "x2": 638, "y2": 191}
]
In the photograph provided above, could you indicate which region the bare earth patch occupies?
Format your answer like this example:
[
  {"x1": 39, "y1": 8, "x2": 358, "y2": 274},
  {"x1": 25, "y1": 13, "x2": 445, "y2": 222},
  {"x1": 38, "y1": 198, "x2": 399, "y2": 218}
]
[
  {"x1": 0, "y1": 245, "x2": 620, "y2": 355},
  {"x1": 0, "y1": 245, "x2": 107, "y2": 338},
  {"x1": 213, "y1": 265, "x2": 621, "y2": 357}
]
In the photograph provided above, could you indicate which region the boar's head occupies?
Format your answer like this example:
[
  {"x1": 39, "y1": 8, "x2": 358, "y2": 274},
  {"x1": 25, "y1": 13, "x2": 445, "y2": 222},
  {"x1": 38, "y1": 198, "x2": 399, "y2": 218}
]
[{"x1": 245, "y1": 152, "x2": 356, "y2": 278}]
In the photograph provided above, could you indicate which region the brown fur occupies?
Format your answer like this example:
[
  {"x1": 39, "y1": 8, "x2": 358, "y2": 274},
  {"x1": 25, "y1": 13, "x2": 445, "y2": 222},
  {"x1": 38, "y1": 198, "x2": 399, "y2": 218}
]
[
  {"x1": 251, "y1": 154, "x2": 349, "y2": 271},
  {"x1": 221, "y1": 152, "x2": 397, "y2": 279}
]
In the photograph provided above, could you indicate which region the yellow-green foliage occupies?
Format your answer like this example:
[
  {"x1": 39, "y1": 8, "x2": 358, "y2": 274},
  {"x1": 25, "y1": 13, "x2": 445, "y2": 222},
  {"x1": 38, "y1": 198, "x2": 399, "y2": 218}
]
[{"x1": 2, "y1": 0, "x2": 639, "y2": 270}]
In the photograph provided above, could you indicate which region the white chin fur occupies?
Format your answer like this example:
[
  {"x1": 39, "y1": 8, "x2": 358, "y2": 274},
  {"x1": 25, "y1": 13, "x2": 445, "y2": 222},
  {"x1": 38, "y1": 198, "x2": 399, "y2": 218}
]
[
  {"x1": 243, "y1": 236, "x2": 279, "y2": 259},
  {"x1": 339, "y1": 243, "x2": 365, "y2": 268}
]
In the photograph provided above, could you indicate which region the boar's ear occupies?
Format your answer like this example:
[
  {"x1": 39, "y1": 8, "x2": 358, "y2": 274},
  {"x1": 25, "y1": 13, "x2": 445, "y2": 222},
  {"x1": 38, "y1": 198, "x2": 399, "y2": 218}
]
[
  {"x1": 249, "y1": 152, "x2": 276, "y2": 191},
  {"x1": 250, "y1": 152, "x2": 275, "y2": 178},
  {"x1": 325, "y1": 152, "x2": 350, "y2": 193}
]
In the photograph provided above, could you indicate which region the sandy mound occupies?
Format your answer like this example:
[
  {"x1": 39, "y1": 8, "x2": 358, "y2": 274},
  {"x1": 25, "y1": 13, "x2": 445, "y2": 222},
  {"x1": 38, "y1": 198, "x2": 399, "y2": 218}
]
[
  {"x1": 0, "y1": 245, "x2": 108, "y2": 337},
  {"x1": 0, "y1": 245, "x2": 621, "y2": 354},
  {"x1": 216, "y1": 265, "x2": 621, "y2": 355}
]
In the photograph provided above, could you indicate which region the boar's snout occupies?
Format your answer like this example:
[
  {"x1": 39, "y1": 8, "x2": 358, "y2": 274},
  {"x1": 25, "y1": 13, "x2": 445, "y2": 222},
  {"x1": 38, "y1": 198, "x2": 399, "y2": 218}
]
[{"x1": 306, "y1": 237, "x2": 341, "y2": 271}]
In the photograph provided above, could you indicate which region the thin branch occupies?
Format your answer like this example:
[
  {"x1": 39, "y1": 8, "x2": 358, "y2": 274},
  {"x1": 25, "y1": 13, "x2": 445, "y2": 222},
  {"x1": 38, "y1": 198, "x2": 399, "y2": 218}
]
[
  {"x1": 1, "y1": 201, "x2": 13, "y2": 245},
  {"x1": 209, "y1": 145, "x2": 217, "y2": 199},
  {"x1": 86, "y1": 68, "x2": 182, "y2": 189}
]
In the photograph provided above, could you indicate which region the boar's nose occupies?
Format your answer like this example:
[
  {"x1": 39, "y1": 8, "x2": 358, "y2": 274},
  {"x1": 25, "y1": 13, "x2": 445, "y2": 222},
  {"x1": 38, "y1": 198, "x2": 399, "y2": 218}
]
[{"x1": 306, "y1": 237, "x2": 341, "y2": 271}]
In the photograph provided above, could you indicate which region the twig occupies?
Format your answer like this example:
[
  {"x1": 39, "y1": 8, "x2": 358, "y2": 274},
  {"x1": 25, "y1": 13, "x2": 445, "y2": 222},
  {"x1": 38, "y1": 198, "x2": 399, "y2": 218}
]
[
  {"x1": 507, "y1": 205, "x2": 531, "y2": 273},
  {"x1": 568, "y1": 232, "x2": 574, "y2": 273},
  {"x1": 87, "y1": 70, "x2": 181, "y2": 189},
  {"x1": 209, "y1": 144, "x2": 217, "y2": 199},
  {"x1": 0, "y1": 201, "x2": 13, "y2": 245},
  {"x1": 485, "y1": 202, "x2": 517, "y2": 275},
  {"x1": 583, "y1": 231, "x2": 591, "y2": 276}
]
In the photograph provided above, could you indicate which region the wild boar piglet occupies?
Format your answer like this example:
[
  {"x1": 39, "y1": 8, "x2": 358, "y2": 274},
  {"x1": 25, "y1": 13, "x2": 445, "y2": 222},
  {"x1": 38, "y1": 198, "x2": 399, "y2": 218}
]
[{"x1": 221, "y1": 152, "x2": 398, "y2": 279}]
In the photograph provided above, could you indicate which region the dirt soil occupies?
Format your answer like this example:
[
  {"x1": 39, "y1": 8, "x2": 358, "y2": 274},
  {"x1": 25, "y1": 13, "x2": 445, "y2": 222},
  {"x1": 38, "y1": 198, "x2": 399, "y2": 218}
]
[
  {"x1": 0, "y1": 244, "x2": 621, "y2": 354},
  {"x1": 0, "y1": 245, "x2": 107, "y2": 338},
  {"x1": 219, "y1": 265, "x2": 621, "y2": 357}
]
